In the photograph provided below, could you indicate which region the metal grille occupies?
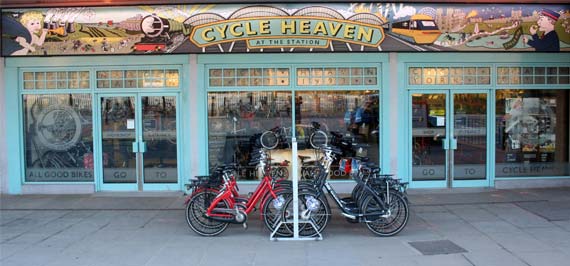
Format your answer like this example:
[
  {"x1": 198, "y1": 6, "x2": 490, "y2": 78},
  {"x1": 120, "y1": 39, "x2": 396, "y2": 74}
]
[{"x1": 409, "y1": 240, "x2": 467, "y2": 255}]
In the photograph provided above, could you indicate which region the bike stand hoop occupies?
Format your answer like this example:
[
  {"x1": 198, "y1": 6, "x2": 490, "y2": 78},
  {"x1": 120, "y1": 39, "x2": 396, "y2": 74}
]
[{"x1": 269, "y1": 219, "x2": 323, "y2": 241}]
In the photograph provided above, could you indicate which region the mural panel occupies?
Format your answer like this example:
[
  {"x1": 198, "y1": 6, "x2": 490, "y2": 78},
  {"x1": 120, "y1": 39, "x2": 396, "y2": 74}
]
[{"x1": 2, "y1": 3, "x2": 569, "y2": 56}]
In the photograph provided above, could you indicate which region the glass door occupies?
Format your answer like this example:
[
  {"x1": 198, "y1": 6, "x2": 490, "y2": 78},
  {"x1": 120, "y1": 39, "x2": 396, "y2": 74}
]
[
  {"x1": 452, "y1": 92, "x2": 488, "y2": 186},
  {"x1": 98, "y1": 94, "x2": 179, "y2": 191},
  {"x1": 410, "y1": 91, "x2": 489, "y2": 188},
  {"x1": 141, "y1": 95, "x2": 178, "y2": 186},
  {"x1": 410, "y1": 92, "x2": 448, "y2": 187}
]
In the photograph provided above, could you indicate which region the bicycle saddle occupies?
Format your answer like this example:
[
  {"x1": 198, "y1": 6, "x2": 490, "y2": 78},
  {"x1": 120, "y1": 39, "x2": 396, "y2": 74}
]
[
  {"x1": 311, "y1": 121, "x2": 321, "y2": 129},
  {"x1": 330, "y1": 131, "x2": 343, "y2": 138},
  {"x1": 322, "y1": 146, "x2": 343, "y2": 155}
]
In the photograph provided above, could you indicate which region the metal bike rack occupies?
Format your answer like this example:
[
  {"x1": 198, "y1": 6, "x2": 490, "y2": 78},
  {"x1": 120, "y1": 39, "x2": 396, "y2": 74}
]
[
  {"x1": 270, "y1": 138, "x2": 323, "y2": 241},
  {"x1": 269, "y1": 219, "x2": 323, "y2": 241}
]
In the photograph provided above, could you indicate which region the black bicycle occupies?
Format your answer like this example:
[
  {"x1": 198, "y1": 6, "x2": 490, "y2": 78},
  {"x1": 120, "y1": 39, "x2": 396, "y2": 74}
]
[{"x1": 283, "y1": 146, "x2": 409, "y2": 237}]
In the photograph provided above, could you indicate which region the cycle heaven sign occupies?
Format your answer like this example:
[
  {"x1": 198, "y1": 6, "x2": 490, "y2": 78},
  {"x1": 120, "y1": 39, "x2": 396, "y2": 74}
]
[
  {"x1": 3, "y1": 3, "x2": 570, "y2": 56},
  {"x1": 189, "y1": 17, "x2": 384, "y2": 49}
]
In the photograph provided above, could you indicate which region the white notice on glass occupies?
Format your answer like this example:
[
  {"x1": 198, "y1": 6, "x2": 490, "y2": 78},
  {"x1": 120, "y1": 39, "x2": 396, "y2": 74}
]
[{"x1": 127, "y1": 119, "x2": 135, "y2": 129}]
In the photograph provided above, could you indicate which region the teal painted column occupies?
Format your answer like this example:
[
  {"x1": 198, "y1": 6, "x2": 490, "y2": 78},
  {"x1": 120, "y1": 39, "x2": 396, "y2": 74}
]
[
  {"x1": 4, "y1": 64, "x2": 22, "y2": 194},
  {"x1": 0, "y1": 57, "x2": 7, "y2": 194}
]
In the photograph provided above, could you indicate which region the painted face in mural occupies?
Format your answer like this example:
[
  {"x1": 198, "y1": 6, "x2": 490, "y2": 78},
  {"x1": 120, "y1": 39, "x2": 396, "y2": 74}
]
[
  {"x1": 536, "y1": 15, "x2": 555, "y2": 33},
  {"x1": 25, "y1": 19, "x2": 42, "y2": 33}
]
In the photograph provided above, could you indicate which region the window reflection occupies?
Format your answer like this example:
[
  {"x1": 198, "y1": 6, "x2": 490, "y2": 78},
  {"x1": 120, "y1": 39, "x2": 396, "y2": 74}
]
[
  {"x1": 496, "y1": 89, "x2": 569, "y2": 177},
  {"x1": 23, "y1": 94, "x2": 94, "y2": 182},
  {"x1": 208, "y1": 91, "x2": 292, "y2": 180},
  {"x1": 207, "y1": 90, "x2": 380, "y2": 180},
  {"x1": 296, "y1": 91, "x2": 380, "y2": 179},
  {"x1": 143, "y1": 96, "x2": 178, "y2": 183}
]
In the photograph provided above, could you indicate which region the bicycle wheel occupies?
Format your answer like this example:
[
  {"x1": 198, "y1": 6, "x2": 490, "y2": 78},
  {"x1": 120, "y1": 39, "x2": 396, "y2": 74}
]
[
  {"x1": 309, "y1": 130, "x2": 328, "y2": 149},
  {"x1": 185, "y1": 190, "x2": 229, "y2": 236},
  {"x1": 260, "y1": 131, "x2": 279, "y2": 149},
  {"x1": 270, "y1": 167, "x2": 287, "y2": 180},
  {"x1": 282, "y1": 191, "x2": 330, "y2": 237},
  {"x1": 301, "y1": 165, "x2": 321, "y2": 180},
  {"x1": 261, "y1": 190, "x2": 293, "y2": 237},
  {"x1": 277, "y1": 167, "x2": 289, "y2": 179},
  {"x1": 361, "y1": 192, "x2": 409, "y2": 237}
]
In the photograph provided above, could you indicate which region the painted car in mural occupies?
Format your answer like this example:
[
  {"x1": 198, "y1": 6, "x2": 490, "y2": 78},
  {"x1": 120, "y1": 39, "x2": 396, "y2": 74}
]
[{"x1": 1, "y1": 3, "x2": 569, "y2": 56}]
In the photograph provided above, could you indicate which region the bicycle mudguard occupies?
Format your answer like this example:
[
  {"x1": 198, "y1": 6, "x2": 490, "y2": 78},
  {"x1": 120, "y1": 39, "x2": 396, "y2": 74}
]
[{"x1": 184, "y1": 188, "x2": 220, "y2": 205}]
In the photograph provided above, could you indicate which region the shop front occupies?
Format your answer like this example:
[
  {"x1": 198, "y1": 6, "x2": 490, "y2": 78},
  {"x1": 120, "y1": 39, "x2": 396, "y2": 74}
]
[
  {"x1": 399, "y1": 54, "x2": 570, "y2": 188},
  {"x1": 1, "y1": 2, "x2": 570, "y2": 194}
]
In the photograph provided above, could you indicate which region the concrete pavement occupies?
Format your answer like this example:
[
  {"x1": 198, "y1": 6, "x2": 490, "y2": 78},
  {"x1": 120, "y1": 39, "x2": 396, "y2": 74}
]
[{"x1": 1, "y1": 187, "x2": 570, "y2": 266}]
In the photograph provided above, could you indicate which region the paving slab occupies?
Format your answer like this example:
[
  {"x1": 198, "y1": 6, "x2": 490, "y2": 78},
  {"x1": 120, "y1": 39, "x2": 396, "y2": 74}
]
[
  {"x1": 516, "y1": 201, "x2": 570, "y2": 221},
  {"x1": 515, "y1": 251, "x2": 570, "y2": 266},
  {"x1": 1, "y1": 187, "x2": 569, "y2": 266},
  {"x1": 487, "y1": 231, "x2": 557, "y2": 253},
  {"x1": 463, "y1": 249, "x2": 529, "y2": 266}
]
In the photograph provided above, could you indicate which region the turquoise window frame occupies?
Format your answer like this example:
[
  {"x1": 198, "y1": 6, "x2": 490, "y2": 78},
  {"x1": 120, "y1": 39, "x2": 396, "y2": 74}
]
[
  {"x1": 398, "y1": 53, "x2": 570, "y2": 188},
  {"x1": 198, "y1": 53, "x2": 389, "y2": 184},
  {"x1": 406, "y1": 89, "x2": 493, "y2": 189},
  {"x1": 494, "y1": 62, "x2": 570, "y2": 181},
  {"x1": 95, "y1": 92, "x2": 182, "y2": 192},
  {"x1": 5, "y1": 55, "x2": 188, "y2": 194},
  {"x1": 18, "y1": 67, "x2": 94, "y2": 187}
]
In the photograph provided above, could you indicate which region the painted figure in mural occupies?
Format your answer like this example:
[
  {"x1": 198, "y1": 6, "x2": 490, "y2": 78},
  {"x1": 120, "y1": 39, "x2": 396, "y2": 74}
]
[
  {"x1": 523, "y1": 9, "x2": 560, "y2": 52},
  {"x1": 4, "y1": 11, "x2": 48, "y2": 55}
]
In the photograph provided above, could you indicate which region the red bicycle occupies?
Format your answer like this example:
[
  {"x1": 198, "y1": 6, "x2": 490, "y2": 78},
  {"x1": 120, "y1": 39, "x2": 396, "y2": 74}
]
[{"x1": 185, "y1": 149, "x2": 292, "y2": 236}]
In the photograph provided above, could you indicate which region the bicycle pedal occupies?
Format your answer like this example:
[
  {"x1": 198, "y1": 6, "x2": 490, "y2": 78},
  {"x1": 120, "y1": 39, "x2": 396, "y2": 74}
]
[{"x1": 243, "y1": 223, "x2": 248, "y2": 230}]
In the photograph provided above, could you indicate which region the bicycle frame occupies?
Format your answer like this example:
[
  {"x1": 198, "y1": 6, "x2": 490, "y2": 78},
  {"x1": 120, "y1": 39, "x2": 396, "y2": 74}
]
[
  {"x1": 311, "y1": 149, "x2": 390, "y2": 218},
  {"x1": 322, "y1": 180, "x2": 389, "y2": 218},
  {"x1": 206, "y1": 171, "x2": 278, "y2": 219}
]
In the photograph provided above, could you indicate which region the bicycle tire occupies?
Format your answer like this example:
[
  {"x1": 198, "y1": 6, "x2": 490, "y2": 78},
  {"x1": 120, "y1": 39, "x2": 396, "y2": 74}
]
[
  {"x1": 301, "y1": 165, "x2": 321, "y2": 180},
  {"x1": 277, "y1": 167, "x2": 289, "y2": 180},
  {"x1": 260, "y1": 131, "x2": 279, "y2": 150},
  {"x1": 185, "y1": 190, "x2": 229, "y2": 236},
  {"x1": 270, "y1": 167, "x2": 288, "y2": 180},
  {"x1": 282, "y1": 191, "x2": 331, "y2": 237},
  {"x1": 261, "y1": 190, "x2": 293, "y2": 237},
  {"x1": 309, "y1": 130, "x2": 328, "y2": 149},
  {"x1": 361, "y1": 192, "x2": 409, "y2": 237}
]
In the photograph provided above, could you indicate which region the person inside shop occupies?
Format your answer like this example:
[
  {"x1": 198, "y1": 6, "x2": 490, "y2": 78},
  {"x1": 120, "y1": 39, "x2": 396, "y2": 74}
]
[{"x1": 295, "y1": 96, "x2": 303, "y2": 123}]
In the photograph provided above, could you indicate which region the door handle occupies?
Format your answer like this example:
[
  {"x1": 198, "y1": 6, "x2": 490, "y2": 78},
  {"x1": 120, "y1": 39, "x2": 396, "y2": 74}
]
[
  {"x1": 451, "y1": 137, "x2": 458, "y2": 150},
  {"x1": 442, "y1": 138, "x2": 449, "y2": 150},
  {"x1": 132, "y1": 141, "x2": 146, "y2": 153},
  {"x1": 132, "y1": 142, "x2": 139, "y2": 153},
  {"x1": 139, "y1": 141, "x2": 147, "y2": 153}
]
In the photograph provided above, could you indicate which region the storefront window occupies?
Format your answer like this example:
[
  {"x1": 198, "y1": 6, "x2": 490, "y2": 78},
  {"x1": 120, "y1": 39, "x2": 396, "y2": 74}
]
[
  {"x1": 207, "y1": 91, "x2": 292, "y2": 180},
  {"x1": 207, "y1": 90, "x2": 379, "y2": 180},
  {"x1": 296, "y1": 91, "x2": 380, "y2": 179},
  {"x1": 23, "y1": 94, "x2": 94, "y2": 182},
  {"x1": 495, "y1": 90, "x2": 569, "y2": 177}
]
